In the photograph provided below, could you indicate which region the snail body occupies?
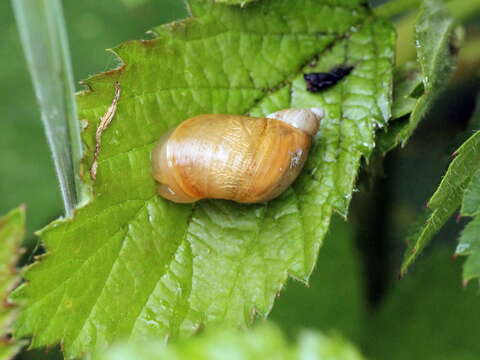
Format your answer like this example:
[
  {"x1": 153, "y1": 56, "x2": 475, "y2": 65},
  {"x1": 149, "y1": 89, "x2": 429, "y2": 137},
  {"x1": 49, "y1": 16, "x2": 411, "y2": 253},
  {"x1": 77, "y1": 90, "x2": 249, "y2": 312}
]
[{"x1": 152, "y1": 108, "x2": 323, "y2": 204}]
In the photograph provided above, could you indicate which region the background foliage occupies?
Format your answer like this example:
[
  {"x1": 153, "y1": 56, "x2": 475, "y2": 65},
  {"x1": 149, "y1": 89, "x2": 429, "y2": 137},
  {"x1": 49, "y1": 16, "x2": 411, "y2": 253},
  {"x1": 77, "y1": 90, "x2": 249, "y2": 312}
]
[{"x1": 93, "y1": 323, "x2": 365, "y2": 360}]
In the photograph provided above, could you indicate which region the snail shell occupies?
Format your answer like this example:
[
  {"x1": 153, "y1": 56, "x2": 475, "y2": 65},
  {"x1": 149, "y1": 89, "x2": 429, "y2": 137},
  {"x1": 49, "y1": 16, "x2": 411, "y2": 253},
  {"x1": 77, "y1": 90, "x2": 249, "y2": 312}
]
[{"x1": 152, "y1": 108, "x2": 323, "y2": 203}]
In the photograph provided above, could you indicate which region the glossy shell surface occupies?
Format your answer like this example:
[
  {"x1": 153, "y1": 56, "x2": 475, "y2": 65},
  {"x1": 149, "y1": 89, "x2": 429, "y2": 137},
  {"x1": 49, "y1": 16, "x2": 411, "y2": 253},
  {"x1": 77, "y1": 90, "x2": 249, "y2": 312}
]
[{"x1": 152, "y1": 109, "x2": 322, "y2": 203}]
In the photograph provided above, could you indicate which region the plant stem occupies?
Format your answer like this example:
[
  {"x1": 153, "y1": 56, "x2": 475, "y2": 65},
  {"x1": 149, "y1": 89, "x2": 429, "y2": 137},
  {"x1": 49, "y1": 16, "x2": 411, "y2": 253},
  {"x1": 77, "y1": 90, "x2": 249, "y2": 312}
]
[
  {"x1": 11, "y1": 0, "x2": 83, "y2": 217},
  {"x1": 375, "y1": 0, "x2": 480, "y2": 19},
  {"x1": 374, "y1": 0, "x2": 421, "y2": 18}
]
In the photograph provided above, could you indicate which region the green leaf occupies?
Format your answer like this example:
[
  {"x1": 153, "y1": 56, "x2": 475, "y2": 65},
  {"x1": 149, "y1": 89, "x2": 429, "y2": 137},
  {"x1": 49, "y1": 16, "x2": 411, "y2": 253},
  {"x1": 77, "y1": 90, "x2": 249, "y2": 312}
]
[
  {"x1": 398, "y1": 0, "x2": 459, "y2": 144},
  {"x1": 92, "y1": 323, "x2": 365, "y2": 360},
  {"x1": 376, "y1": 62, "x2": 422, "y2": 154},
  {"x1": 0, "y1": 207, "x2": 26, "y2": 360},
  {"x1": 456, "y1": 217, "x2": 480, "y2": 282},
  {"x1": 401, "y1": 131, "x2": 480, "y2": 275},
  {"x1": 456, "y1": 168, "x2": 480, "y2": 283},
  {"x1": 390, "y1": 62, "x2": 423, "y2": 121},
  {"x1": 453, "y1": 100, "x2": 480, "y2": 283},
  {"x1": 377, "y1": 0, "x2": 460, "y2": 153},
  {"x1": 461, "y1": 167, "x2": 480, "y2": 217},
  {"x1": 12, "y1": 0, "x2": 394, "y2": 356}
]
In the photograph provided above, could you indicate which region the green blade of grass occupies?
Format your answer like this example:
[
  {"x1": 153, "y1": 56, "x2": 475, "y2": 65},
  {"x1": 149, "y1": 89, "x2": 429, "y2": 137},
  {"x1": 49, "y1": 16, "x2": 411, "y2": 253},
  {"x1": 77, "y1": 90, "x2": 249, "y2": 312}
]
[{"x1": 11, "y1": 0, "x2": 83, "y2": 217}]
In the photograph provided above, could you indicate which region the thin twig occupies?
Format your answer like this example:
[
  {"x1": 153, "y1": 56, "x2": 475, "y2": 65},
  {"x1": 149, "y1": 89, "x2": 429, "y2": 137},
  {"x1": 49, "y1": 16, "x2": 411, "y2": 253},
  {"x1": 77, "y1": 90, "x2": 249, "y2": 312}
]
[{"x1": 90, "y1": 82, "x2": 121, "y2": 180}]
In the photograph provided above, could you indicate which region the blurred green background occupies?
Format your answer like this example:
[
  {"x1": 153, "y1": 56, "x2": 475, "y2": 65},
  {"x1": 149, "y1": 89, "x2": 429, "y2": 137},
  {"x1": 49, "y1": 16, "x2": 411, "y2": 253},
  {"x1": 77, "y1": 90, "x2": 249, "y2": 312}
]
[{"x1": 1, "y1": 0, "x2": 480, "y2": 359}]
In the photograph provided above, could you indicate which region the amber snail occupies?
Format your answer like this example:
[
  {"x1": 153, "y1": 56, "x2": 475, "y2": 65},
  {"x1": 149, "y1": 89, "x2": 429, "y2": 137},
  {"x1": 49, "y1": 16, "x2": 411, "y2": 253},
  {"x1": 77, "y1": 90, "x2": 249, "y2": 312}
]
[{"x1": 152, "y1": 108, "x2": 323, "y2": 204}]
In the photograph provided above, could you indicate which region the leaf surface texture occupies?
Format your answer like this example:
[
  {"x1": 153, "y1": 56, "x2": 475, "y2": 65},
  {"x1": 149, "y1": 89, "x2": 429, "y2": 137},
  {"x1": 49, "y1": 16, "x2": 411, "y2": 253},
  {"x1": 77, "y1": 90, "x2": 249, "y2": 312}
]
[{"x1": 12, "y1": 0, "x2": 395, "y2": 356}]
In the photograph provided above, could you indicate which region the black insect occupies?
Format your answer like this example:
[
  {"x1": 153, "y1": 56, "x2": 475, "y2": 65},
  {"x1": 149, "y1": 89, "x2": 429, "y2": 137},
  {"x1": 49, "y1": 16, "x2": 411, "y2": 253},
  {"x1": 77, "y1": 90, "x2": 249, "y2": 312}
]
[{"x1": 304, "y1": 65, "x2": 354, "y2": 93}]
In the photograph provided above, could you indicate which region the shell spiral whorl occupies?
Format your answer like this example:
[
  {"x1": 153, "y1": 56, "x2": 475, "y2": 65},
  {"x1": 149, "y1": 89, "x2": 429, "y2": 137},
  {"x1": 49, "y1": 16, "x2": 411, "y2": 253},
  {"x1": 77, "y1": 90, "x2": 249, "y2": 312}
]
[{"x1": 152, "y1": 108, "x2": 323, "y2": 203}]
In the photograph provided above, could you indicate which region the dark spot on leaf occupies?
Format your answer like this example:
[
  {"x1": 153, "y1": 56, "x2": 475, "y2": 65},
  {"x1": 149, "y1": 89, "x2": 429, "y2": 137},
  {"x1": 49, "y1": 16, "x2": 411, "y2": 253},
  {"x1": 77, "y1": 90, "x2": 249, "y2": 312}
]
[{"x1": 304, "y1": 65, "x2": 354, "y2": 93}]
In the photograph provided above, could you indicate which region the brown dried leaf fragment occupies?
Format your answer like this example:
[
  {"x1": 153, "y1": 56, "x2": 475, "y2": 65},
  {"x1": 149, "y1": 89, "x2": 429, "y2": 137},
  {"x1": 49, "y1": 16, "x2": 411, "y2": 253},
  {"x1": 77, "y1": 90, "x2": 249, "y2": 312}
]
[{"x1": 90, "y1": 82, "x2": 121, "y2": 180}]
